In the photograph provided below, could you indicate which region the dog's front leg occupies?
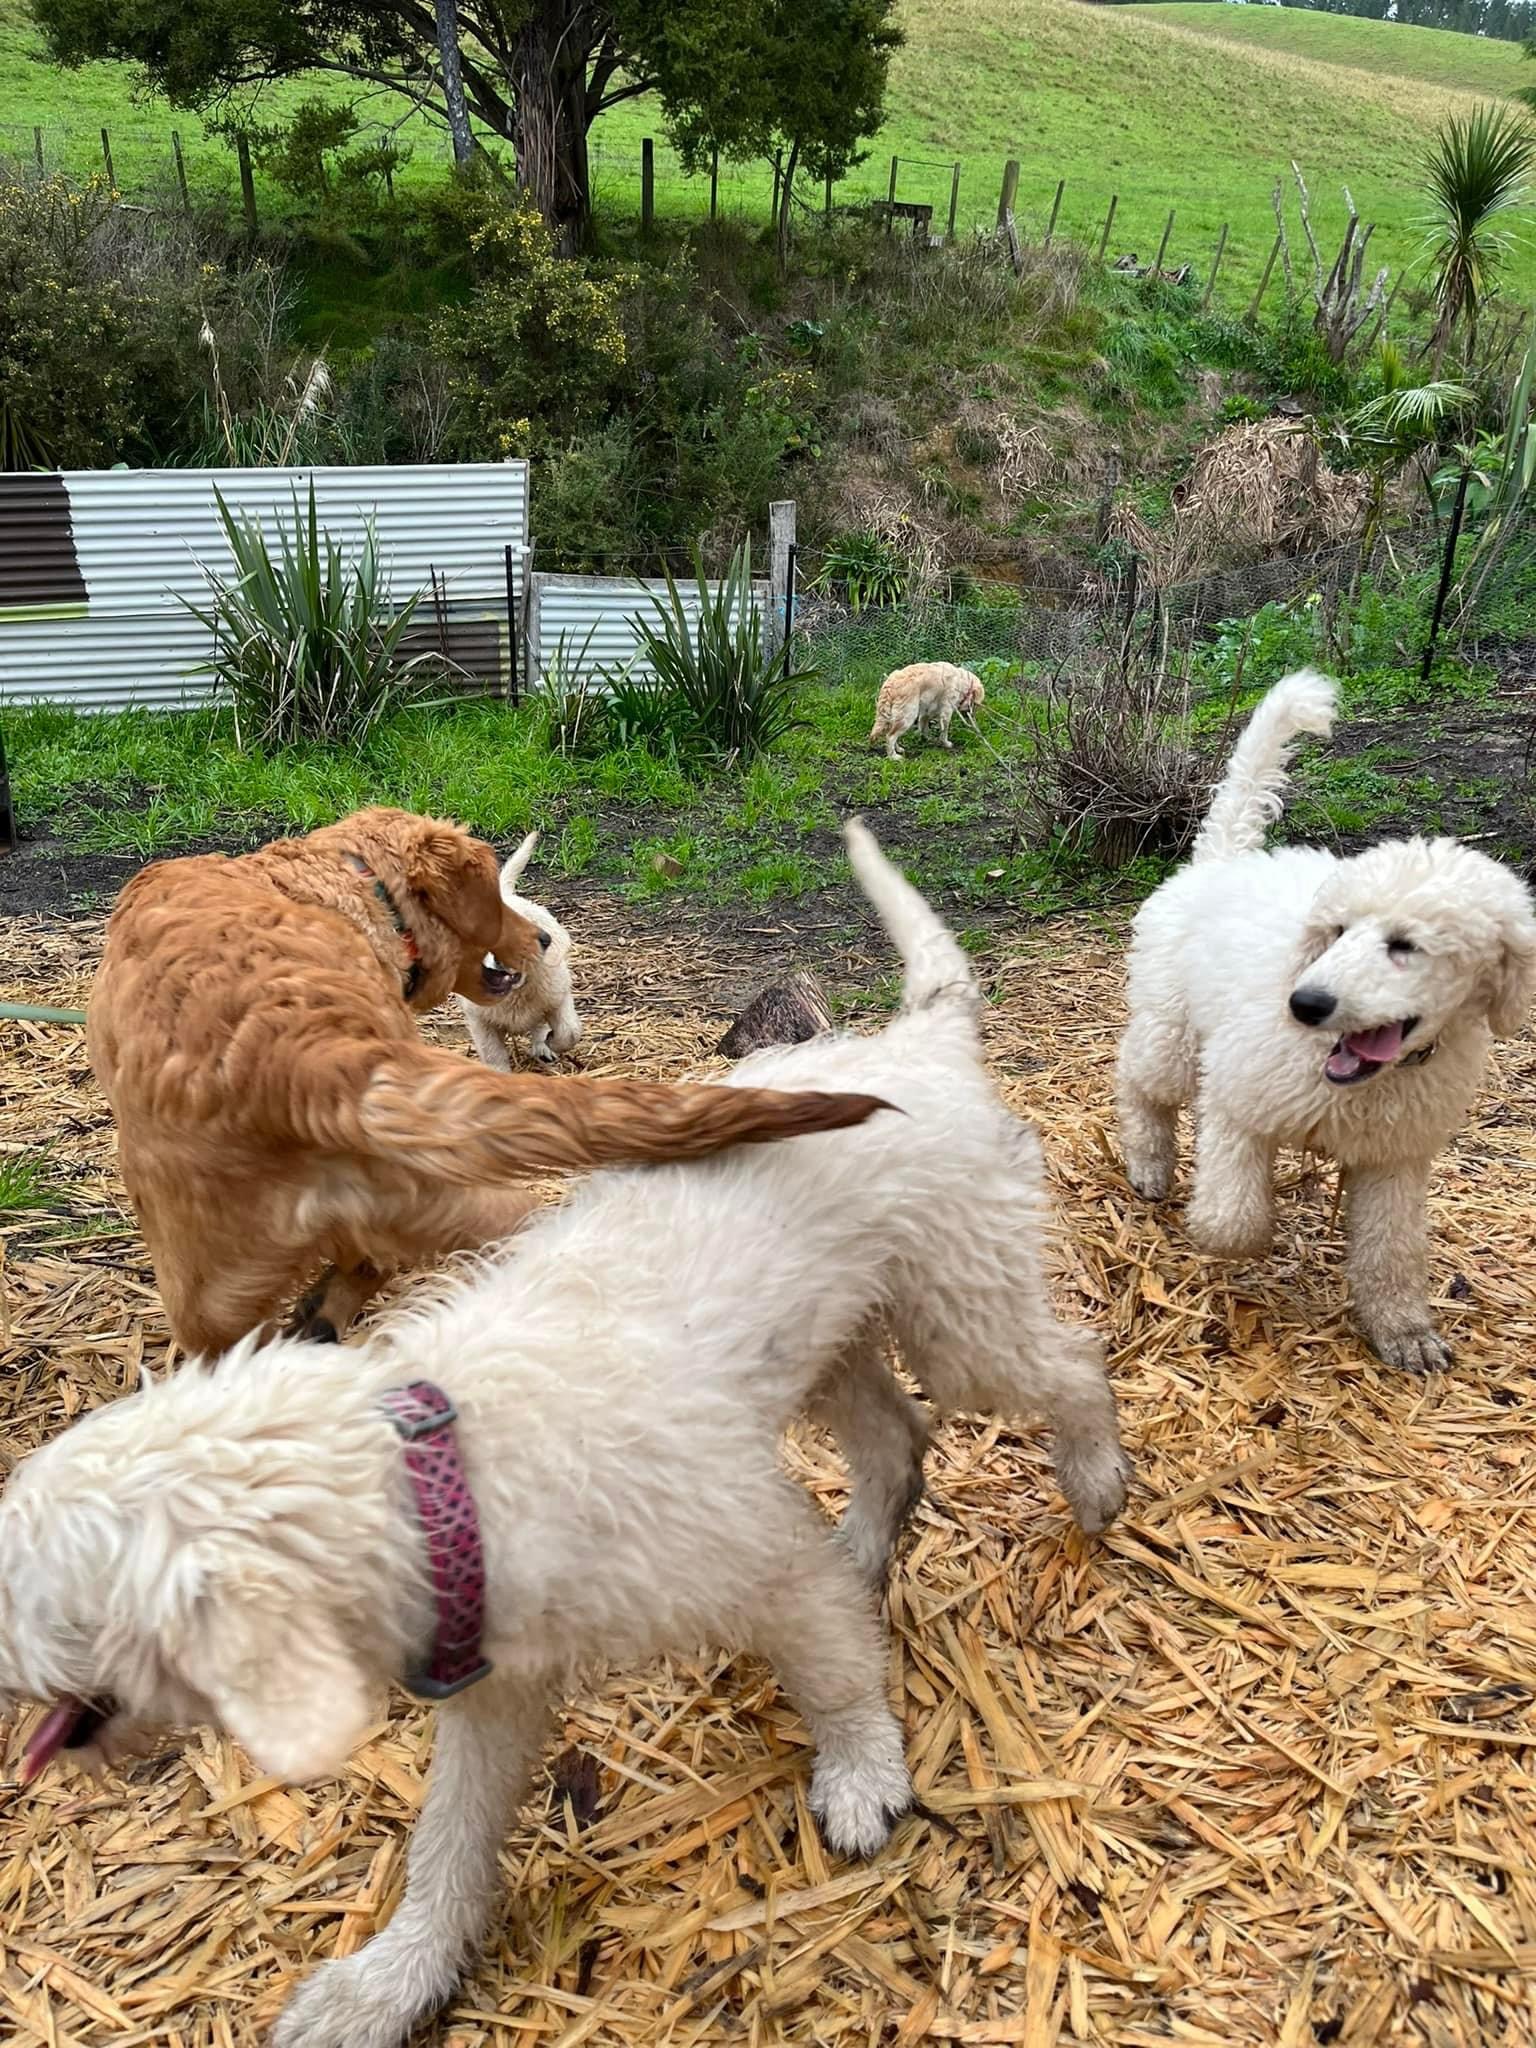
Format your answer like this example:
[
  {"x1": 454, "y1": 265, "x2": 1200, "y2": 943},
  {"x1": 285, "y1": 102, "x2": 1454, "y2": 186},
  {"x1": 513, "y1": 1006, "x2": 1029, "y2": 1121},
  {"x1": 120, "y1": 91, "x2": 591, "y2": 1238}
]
[
  {"x1": 272, "y1": 1679, "x2": 553, "y2": 2048},
  {"x1": 1345, "y1": 1159, "x2": 1451, "y2": 1371},
  {"x1": 1186, "y1": 1108, "x2": 1275, "y2": 1259},
  {"x1": 459, "y1": 999, "x2": 515, "y2": 1073}
]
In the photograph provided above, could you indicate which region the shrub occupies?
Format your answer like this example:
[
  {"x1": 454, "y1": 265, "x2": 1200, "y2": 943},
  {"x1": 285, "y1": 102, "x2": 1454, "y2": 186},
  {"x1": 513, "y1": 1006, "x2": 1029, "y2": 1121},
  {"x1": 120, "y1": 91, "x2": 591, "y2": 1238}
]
[
  {"x1": 817, "y1": 531, "x2": 909, "y2": 610},
  {"x1": 185, "y1": 484, "x2": 441, "y2": 749},
  {"x1": 0, "y1": 171, "x2": 271, "y2": 468},
  {"x1": 636, "y1": 542, "x2": 813, "y2": 762}
]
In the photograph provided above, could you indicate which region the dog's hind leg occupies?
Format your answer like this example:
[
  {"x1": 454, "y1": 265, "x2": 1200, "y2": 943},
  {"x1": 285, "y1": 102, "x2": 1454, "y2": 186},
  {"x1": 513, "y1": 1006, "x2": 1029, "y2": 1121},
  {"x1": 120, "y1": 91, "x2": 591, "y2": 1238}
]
[
  {"x1": 1345, "y1": 1158, "x2": 1451, "y2": 1372},
  {"x1": 809, "y1": 1333, "x2": 929, "y2": 1590},
  {"x1": 272, "y1": 1678, "x2": 554, "y2": 2048},
  {"x1": 747, "y1": 1493, "x2": 912, "y2": 1858},
  {"x1": 1115, "y1": 1017, "x2": 1190, "y2": 1201}
]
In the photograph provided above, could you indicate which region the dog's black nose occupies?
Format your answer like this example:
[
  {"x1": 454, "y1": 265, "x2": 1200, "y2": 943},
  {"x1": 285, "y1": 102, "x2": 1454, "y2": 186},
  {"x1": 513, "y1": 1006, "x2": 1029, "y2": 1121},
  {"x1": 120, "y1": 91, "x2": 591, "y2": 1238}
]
[
  {"x1": 1289, "y1": 986, "x2": 1337, "y2": 1026},
  {"x1": 538, "y1": 929, "x2": 552, "y2": 952}
]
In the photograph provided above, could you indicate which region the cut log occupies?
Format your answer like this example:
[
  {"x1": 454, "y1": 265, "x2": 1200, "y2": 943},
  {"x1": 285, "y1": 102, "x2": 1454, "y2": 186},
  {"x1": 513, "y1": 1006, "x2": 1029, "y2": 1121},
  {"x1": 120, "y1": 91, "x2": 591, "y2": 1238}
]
[{"x1": 717, "y1": 970, "x2": 834, "y2": 1059}]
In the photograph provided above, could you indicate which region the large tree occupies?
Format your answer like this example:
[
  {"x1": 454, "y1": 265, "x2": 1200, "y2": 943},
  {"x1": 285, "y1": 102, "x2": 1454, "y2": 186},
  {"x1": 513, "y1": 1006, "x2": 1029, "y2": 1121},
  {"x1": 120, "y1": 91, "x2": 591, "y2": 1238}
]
[{"x1": 29, "y1": 0, "x2": 902, "y2": 249}]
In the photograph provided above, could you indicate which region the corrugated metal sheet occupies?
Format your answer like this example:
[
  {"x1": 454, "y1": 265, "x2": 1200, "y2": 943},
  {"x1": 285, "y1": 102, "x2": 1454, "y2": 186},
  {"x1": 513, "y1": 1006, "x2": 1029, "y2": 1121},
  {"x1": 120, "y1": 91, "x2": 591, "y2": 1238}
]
[
  {"x1": 532, "y1": 574, "x2": 766, "y2": 684},
  {"x1": 0, "y1": 463, "x2": 529, "y2": 711}
]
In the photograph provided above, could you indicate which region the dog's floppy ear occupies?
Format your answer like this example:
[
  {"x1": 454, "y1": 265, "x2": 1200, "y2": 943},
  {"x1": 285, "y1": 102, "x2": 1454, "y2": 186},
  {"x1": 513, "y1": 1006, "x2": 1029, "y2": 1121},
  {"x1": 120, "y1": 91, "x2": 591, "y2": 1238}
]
[
  {"x1": 403, "y1": 821, "x2": 500, "y2": 930},
  {"x1": 1486, "y1": 917, "x2": 1536, "y2": 1038},
  {"x1": 174, "y1": 1592, "x2": 375, "y2": 1784}
]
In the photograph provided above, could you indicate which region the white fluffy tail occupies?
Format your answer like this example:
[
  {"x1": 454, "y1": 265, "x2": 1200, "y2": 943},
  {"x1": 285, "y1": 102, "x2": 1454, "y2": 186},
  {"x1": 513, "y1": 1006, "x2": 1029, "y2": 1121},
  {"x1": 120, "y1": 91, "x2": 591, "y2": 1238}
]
[
  {"x1": 1192, "y1": 669, "x2": 1337, "y2": 864},
  {"x1": 843, "y1": 819, "x2": 977, "y2": 1013},
  {"x1": 501, "y1": 831, "x2": 540, "y2": 890}
]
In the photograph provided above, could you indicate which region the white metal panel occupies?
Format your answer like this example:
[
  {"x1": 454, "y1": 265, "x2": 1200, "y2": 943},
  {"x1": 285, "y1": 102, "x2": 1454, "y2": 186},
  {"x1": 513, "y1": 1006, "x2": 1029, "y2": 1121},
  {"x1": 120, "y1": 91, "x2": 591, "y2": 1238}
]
[
  {"x1": 532, "y1": 575, "x2": 767, "y2": 684},
  {"x1": 62, "y1": 463, "x2": 529, "y2": 612},
  {"x1": 0, "y1": 611, "x2": 217, "y2": 712}
]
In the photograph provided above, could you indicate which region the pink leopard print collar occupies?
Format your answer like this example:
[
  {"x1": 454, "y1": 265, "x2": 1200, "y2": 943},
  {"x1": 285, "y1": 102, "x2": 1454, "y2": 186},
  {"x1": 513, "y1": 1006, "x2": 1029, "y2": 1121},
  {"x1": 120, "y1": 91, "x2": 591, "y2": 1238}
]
[{"x1": 380, "y1": 1382, "x2": 493, "y2": 1700}]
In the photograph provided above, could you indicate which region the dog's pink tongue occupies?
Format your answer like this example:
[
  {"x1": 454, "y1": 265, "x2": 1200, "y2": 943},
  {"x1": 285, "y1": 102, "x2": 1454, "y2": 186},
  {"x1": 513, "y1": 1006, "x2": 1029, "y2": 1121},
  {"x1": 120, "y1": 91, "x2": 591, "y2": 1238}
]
[
  {"x1": 21, "y1": 1698, "x2": 87, "y2": 1784},
  {"x1": 1344, "y1": 1021, "x2": 1405, "y2": 1063}
]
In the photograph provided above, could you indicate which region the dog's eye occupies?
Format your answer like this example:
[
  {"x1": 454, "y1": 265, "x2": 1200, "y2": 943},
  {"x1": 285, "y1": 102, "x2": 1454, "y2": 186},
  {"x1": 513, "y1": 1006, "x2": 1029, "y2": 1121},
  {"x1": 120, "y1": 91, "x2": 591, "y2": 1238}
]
[{"x1": 1387, "y1": 936, "x2": 1416, "y2": 958}]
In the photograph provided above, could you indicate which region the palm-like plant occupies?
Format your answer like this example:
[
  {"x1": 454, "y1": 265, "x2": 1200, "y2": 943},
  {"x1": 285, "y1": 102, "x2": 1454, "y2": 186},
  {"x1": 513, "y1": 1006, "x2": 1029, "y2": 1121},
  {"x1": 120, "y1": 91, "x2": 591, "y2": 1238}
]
[
  {"x1": 1422, "y1": 106, "x2": 1535, "y2": 371},
  {"x1": 1335, "y1": 344, "x2": 1473, "y2": 550}
]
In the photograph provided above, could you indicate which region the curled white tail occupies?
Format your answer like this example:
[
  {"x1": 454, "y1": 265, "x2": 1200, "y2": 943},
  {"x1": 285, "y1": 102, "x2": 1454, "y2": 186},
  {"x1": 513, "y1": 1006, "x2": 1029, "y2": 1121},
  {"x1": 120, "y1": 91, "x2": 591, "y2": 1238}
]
[
  {"x1": 501, "y1": 831, "x2": 540, "y2": 891},
  {"x1": 1192, "y1": 669, "x2": 1337, "y2": 864},
  {"x1": 843, "y1": 818, "x2": 977, "y2": 1012}
]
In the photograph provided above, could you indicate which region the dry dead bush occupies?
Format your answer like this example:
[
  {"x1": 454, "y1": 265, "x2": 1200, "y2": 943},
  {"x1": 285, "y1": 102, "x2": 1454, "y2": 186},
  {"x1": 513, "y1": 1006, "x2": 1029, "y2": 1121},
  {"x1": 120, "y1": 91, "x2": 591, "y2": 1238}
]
[{"x1": 1165, "y1": 418, "x2": 1368, "y2": 581}]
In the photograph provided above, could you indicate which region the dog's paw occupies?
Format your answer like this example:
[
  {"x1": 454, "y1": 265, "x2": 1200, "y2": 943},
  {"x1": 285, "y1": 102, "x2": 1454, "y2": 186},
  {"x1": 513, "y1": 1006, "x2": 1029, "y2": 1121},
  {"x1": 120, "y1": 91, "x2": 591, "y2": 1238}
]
[
  {"x1": 1126, "y1": 1160, "x2": 1173, "y2": 1201},
  {"x1": 530, "y1": 1042, "x2": 559, "y2": 1067},
  {"x1": 811, "y1": 1738, "x2": 912, "y2": 1860},
  {"x1": 1061, "y1": 1443, "x2": 1133, "y2": 1537},
  {"x1": 272, "y1": 1955, "x2": 442, "y2": 2048},
  {"x1": 1368, "y1": 1324, "x2": 1453, "y2": 1373}
]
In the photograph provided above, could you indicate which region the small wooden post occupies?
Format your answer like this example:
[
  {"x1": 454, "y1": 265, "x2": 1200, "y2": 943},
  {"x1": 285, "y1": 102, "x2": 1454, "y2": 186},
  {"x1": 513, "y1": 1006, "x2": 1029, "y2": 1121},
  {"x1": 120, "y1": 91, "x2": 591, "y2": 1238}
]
[
  {"x1": 710, "y1": 146, "x2": 719, "y2": 221},
  {"x1": 1246, "y1": 231, "x2": 1282, "y2": 324},
  {"x1": 1002, "y1": 210, "x2": 1023, "y2": 278},
  {"x1": 885, "y1": 153, "x2": 898, "y2": 233},
  {"x1": 1097, "y1": 193, "x2": 1118, "y2": 262},
  {"x1": 1153, "y1": 208, "x2": 1175, "y2": 276},
  {"x1": 824, "y1": 171, "x2": 833, "y2": 219},
  {"x1": 1201, "y1": 224, "x2": 1229, "y2": 311},
  {"x1": 771, "y1": 148, "x2": 783, "y2": 225},
  {"x1": 1044, "y1": 178, "x2": 1065, "y2": 248},
  {"x1": 996, "y1": 157, "x2": 1019, "y2": 228},
  {"x1": 236, "y1": 132, "x2": 258, "y2": 237},
  {"x1": 641, "y1": 137, "x2": 654, "y2": 231},
  {"x1": 33, "y1": 126, "x2": 44, "y2": 176},
  {"x1": 766, "y1": 499, "x2": 796, "y2": 662},
  {"x1": 100, "y1": 127, "x2": 115, "y2": 195},
  {"x1": 171, "y1": 130, "x2": 191, "y2": 211},
  {"x1": 946, "y1": 160, "x2": 961, "y2": 244}
]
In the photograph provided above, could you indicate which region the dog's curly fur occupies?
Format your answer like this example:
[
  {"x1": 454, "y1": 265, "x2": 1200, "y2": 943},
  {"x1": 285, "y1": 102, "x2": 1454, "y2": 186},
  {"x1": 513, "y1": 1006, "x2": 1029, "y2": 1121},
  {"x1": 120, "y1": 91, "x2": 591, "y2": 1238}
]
[
  {"x1": 1116, "y1": 671, "x2": 1536, "y2": 1368},
  {"x1": 1, "y1": 823, "x2": 1129, "y2": 2048},
  {"x1": 88, "y1": 807, "x2": 888, "y2": 1355},
  {"x1": 455, "y1": 834, "x2": 581, "y2": 1070}
]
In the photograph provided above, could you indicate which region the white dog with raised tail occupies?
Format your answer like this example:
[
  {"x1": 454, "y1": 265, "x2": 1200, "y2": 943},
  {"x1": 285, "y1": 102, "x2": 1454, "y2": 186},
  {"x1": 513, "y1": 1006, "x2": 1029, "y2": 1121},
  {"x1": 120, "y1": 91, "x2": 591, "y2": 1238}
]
[
  {"x1": 0, "y1": 822, "x2": 1128, "y2": 2048},
  {"x1": 1117, "y1": 669, "x2": 1536, "y2": 1369},
  {"x1": 455, "y1": 831, "x2": 581, "y2": 1068}
]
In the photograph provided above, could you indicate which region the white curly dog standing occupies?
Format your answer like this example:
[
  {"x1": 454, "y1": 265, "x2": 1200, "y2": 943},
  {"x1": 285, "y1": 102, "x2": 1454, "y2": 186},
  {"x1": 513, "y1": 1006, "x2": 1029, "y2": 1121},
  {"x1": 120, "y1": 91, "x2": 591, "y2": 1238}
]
[
  {"x1": 455, "y1": 832, "x2": 581, "y2": 1068},
  {"x1": 0, "y1": 823, "x2": 1128, "y2": 2048},
  {"x1": 1117, "y1": 669, "x2": 1536, "y2": 1370}
]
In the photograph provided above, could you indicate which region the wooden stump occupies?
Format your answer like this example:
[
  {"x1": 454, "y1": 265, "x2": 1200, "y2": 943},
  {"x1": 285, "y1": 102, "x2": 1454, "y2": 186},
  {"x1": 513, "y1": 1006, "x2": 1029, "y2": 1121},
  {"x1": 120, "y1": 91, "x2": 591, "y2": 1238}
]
[{"x1": 717, "y1": 970, "x2": 833, "y2": 1059}]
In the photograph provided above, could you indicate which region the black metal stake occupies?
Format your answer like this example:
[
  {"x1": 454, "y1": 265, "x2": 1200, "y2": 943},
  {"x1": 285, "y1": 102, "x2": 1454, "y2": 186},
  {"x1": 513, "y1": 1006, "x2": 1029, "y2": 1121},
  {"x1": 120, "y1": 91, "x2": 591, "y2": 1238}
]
[
  {"x1": 0, "y1": 720, "x2": 17, "y2": 854},
  {"x1": 1422, "y1": 465, "x2": 1471, "y2": 682},
  {"x1": 505, "y1": 543, "x2": 520, "y2": 705},
  {"x1": 782, "y1": 542, "x2": 798, "y2": 676}
]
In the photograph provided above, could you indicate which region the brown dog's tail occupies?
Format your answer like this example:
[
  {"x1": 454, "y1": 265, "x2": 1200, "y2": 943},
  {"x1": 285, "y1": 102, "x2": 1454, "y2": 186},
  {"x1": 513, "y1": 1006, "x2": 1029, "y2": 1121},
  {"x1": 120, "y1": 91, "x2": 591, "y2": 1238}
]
[{"x1": 318, "y1": 1044, "x2": 890, "y2": 1182}]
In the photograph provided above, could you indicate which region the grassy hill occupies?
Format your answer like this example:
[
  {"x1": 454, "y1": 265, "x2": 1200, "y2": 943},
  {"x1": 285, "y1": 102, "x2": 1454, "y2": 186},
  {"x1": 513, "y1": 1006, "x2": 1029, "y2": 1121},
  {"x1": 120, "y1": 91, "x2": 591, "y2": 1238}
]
[
  {"x1": 1132, "y1": 2, "x2": 1529, "y2": 94},
  {"x1": 3, "y1": 0, "x2": 1533, "y2": 300}
]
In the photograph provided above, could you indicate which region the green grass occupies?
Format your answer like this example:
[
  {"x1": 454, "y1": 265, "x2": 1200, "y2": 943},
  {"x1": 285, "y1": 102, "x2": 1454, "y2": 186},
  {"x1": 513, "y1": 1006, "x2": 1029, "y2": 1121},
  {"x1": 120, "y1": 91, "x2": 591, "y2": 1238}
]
[
  {"x1": 1133, "y1": 4, "x2": 1529, "y2": 95},
  {"x1": 0, "y1": 1149, "x2": 60, "y2": 1212},
  {"x1": 6, "y1": 0, "x2": 1535, "y2": 307}
]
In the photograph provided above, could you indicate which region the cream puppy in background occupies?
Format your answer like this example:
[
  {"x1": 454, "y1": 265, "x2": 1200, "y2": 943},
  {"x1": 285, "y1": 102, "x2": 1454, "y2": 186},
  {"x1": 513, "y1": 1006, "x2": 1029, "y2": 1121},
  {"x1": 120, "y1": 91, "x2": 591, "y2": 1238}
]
[
  {"x1": 869, "y1": 661, "x2": 985, "y2": 759},
  {"x1": 1117, "y1": 669, "x2": 1536, "y2": 1369},
  {"x1": 456, "y1": 832, "x2": 581, "y2": 1069}
]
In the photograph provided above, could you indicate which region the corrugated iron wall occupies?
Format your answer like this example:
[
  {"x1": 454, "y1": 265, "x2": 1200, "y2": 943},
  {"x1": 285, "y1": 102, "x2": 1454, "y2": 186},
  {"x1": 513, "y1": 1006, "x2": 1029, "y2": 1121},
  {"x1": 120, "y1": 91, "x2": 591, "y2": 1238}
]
[
  {"x1": 530, "y1": 574, "x2": 767, "y2": 685},
  {"x1": 0, "y1": 463, "x2": 530, "y2": 712}
]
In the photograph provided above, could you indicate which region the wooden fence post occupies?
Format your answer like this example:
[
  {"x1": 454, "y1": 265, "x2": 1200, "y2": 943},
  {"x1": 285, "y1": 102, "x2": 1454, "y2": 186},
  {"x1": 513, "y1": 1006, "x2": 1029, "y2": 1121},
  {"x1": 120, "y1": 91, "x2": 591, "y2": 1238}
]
[
  {"x1": 236, "y1": 132, "x2": 258, "y2": 237},
  {"x1": 771, "y1": 149, "x2": 783, "y2": 225},
  {"x1": 997, "y1": 158, "x2": 1019, "y2": 228},
  {"x1": 1044, "y1": 178, "x2": 1065, "y2": 249},
  {"x1": 946, "y1": 161, "x2": 961, "y2": 243},
  {"x1": 33, "y1": 126, "x2": 45, "y2": 176},
  {"x1": 824, "y1": 171, "x2": 833, "y2": 219},
  {"x1": 766, "y1": 500, "x2": 796, "y2": 662},
  {"x1": 171, "y1": 130, "x2": 191, "y2": 211},
  {"x1": 100, "y1": 127, "x2": 115, "y2": 195},
  {"x1": 641, "y1": 137, "x2": 654, "y2": 231},
  {"x1": 1202, "y1": 224, "x2": 1228, "y2": 311},
  {"x1": 1153, "y1": 208, "x2": 1175, "y2": 276},
  {"x1": 885, "y1": 153, "x2": 898, "y2": 233},
  {"x1": 1246, "y1": 231, "x2": 1282, "y2": 324},
  {"x1": 710, "y1": 146, "x2": 719, "y2": 221},
  {"x1": 1097, "y1": 194, "x2": 1118, "y2": 263}
]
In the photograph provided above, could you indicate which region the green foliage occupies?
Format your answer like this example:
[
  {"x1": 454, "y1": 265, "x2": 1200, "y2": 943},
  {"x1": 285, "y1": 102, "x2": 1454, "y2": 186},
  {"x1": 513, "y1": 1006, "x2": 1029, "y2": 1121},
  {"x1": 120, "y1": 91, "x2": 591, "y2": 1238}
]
[
  {"x1": 1422, "y1": 104, "x2": 1536, "y2": 363},
  {"x1": 0, "y1": 1150, "x2": 59, "y2": 1214},
  {"x1": 210, "y1": 98, "x2": 407, "y2": 214},
  {"x1": 817, "y1": 532, "x2": 910, "y2": 611},
  {"x1": 0, "y1": 169, "x2": 265, "y2": 468},
  {"x1": 635, "y1": 542, "x2": 813, "y2": 760},
  {"x1": 184, "y1": 483, "x2": 440, "y2": 749}
]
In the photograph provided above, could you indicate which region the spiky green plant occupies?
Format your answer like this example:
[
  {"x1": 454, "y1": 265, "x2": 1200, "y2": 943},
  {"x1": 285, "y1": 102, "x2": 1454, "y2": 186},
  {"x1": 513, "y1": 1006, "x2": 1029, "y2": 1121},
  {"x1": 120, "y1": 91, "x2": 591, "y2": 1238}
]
[
  {"x1": 1422, "y1": 106, "x2": 1536, "y2": 370},
  {"x1": 184, "y1": 483, "x2": 441, "y2": 750},
  {"x1": 1336, "y1": 345, "x2": 1473, "y2": 550},
  {"x1": 635, "y1": 542, "x2": 815, "y2": 762}
]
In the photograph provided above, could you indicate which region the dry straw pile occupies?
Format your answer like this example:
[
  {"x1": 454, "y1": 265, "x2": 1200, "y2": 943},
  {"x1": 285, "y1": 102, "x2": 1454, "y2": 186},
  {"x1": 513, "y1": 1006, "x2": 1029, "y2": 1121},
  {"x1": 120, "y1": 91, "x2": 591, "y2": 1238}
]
[{"x1": 3, "y1": 901, "x2": 1536, "y2": 2047}]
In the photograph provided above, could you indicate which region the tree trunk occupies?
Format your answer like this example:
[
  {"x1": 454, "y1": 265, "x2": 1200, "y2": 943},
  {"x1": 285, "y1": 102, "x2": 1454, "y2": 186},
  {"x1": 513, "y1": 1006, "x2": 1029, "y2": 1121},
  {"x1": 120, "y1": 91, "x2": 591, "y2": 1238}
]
[
  {"x1": 435, "y1": 0, "x2": 476, "y2": 167},
  {"x1": 775, "y1": 136, "x2": 801, "y2": 275},
  {"x1": 510, "y1": 1, "x2": 594, "y2": 253}
]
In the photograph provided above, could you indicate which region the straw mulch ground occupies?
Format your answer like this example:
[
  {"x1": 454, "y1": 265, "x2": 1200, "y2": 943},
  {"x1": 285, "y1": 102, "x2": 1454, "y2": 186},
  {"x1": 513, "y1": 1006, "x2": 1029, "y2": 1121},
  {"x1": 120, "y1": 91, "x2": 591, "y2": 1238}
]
[{"x1": 3, "y1": 897, "x2": 1536, "y2": 2048}]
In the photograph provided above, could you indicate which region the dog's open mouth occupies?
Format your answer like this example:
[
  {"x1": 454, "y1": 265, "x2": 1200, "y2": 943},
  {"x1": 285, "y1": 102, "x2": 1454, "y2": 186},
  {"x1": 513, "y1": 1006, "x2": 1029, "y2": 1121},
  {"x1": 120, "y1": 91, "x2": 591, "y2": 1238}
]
[
  {"x1": 21, "y1": 1695, "x2": 118, "y2": 1783},
  {"x1": 480, "y1": 953, "x2": 524, "y2": 1000},
  {"x1": 1324, "y1": 1017, "x2": 1418, "y2": 1086}
]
